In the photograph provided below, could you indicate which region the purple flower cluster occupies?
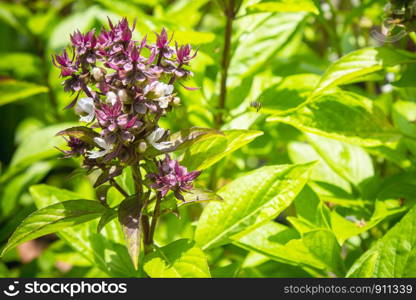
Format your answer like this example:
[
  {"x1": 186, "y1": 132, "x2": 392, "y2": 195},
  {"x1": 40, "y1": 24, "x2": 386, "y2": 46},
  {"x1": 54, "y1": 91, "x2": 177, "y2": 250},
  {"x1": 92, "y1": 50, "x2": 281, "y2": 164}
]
[
  {"x1": 54, "y1": 18, "x2": 200, "y2": 199},
  {"x1": 148, "y1": 155, "x2": 201, "y2": 201}
]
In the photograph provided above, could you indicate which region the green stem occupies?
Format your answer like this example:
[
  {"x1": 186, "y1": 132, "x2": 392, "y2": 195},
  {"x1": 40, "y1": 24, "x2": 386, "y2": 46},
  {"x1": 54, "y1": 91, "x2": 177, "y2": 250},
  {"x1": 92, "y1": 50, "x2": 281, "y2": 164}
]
[
  {"x1": 214, "y1": 0, "x2": 237, "y2": 129},
  {"x1": 148, "y1": 192, "x2": 162, "y2": 246},
  {"x1": 132, "y1": 163, "x2": 150, "y2": 252}
]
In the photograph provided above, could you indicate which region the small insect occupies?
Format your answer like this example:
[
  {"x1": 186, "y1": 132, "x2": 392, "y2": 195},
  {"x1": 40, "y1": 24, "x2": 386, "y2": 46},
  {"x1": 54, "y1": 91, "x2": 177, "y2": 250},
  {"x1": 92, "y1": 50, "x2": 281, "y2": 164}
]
[{"x1": 250, "y1": 100, "x2": 262, "y2": 112}]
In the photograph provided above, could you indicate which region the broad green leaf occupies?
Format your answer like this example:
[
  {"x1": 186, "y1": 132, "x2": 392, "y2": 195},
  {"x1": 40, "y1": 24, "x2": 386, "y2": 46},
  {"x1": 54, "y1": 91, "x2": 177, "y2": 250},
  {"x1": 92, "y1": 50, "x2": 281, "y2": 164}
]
[
  {"x1": 268, "y1": 90, "x2": 399, "y2": 147},
  {"x1": 293, "y1": 185, "x2": 331, "y2": 229},
  {"x1": 306, "y1": 133, "x2": 374, "y2": 187},
  {"x1": 195, "y1": 162, "x2": 315, "y2": 249},
  {"x1": 29, "y1": 184, "x2": 84, "y2": 204},
  {"x1": 330, "y1": 199, "x2": 405, "y2": 245},
  {"x1": 288, "y1": 141, "x2": 351, "y2": 191},
  {"x1": 347, "y1": 205, "x2": 416, "y2": 277},
  {"x1": 247, "y1": 0, "x2": 319, "y2": 14},
  {"x1": 181, "y1": 130, "x2": 263, "y2": 170},
  {"x1": 97, "y1": 209, "x2": 117, "y2": 233},
  {"x1": 228, "y1": 12, "x2": 306, "y2": 87},
  {"x1": 258, "y1": 73, "x2": 321, "y2": 114},
  {"x1": 0, "y1": 79, "x2": 48, "y2": 106},
  {"x1": 1, "y1": 200, "x2": 107, "y2": 256},
  {"x1": 144, "y1": 239, "x2": 210, "y2": 278},
  {"x1": 302, "y1": 229, "x2": 344, "y2": 276},
  {"x1": 29, "y1": 185, "x2": 140, "y2": 277},
  {"x1": 234, "y1": 222, "x2": 326, "y2": 270},
  {"x1": 9, "y1": 123, "x2": 77, "y2": 169},
  {"x1": 314, "y1": 47, "x2": 416, "y2": 94}
]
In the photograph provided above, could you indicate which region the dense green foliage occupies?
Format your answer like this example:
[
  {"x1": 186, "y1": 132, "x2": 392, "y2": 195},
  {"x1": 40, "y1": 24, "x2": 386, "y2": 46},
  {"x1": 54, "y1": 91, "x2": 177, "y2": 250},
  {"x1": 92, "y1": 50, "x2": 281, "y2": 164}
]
[{"x1": 1, "y1": 0, "x2": 416, "y2": 278}]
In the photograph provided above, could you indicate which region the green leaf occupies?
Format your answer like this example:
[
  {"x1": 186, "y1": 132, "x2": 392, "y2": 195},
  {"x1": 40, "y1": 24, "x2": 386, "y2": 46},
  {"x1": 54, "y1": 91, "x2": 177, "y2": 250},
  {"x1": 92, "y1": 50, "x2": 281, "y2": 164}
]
[
  {"x1": 118, "y1": 197, "x2": 141, "y2": 270},
  {"x1": 314, "y1": 47, "x2": 416, "y2": 94},
  {"x1": 347, "y1": 205, "x2": 416, "y2": 277},
  {"x1": 258, "y1": 73, "x2": 321, "y2": 114},
  {"x1": 288, "y1": 141, "x2": 351, "y2": 191},
  {"x1": 305, "y1": 133, "x2": 374, "y2": 187},
  {"x1": 1, "y1": 200, "x2": 107, "y2": 256},
  {"x1": 144, "y1": 239, "x2": 210, "y2": 278},
  {"x1": 228, "y1": 12, "x2": 306, "y2": 87},
  {"x1": 29, "y1": 184, "x2": 83, "y2": 204},
  {"x1": 392, "y1": 101, "x2": 416, "y2": 139},
  {"x1": 1, "y1": 162, "x2": 53, "y2": 217},
  {"x1": 97, "y1": 209, "x2": 117, "y2": 234},
  {"x1": 330, "y1": 199, "x2": 406, "y2": 245},
  {"x1": 234, "y1": 222, "x2": 326, "y2": 270},
  {"x1": 57, "y1": 126, "x2": 100, "y2": 145},
  {"x1": 302, "y1": 229, "x2": 344, "y2": 276},
  {"x1": 29, "y1": 184, "x2": 140, "y2": 277},
  {"x1": 195, "y1": 162, "x2": 315, "y2": 249},
  {"x1": 247, "y1": 0, "x2": 319, "y2": 14},
  {"x1": 0, "y1": 79, "x2": 48, "y2": 106},
  {"x1": 293, "y1": 185, "x2": 331, "y2": 229},
  {"x1": 268, "y1": 90, "x2": 399, "y2": 147},
  {"x1": 145, "y1": 127, "x2": 222, "y2": 156},
  {"x1": 9, "y1": 123, "x2": 77, "y2": 169},
  {"x1": 181, "y1": 129, "x2": 263, "y2": 170}
]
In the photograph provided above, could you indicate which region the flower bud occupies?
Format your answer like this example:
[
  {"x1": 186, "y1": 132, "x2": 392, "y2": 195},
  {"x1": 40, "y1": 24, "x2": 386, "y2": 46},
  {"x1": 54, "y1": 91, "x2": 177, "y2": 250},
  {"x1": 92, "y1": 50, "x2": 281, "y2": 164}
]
[
  {"x1": 106, "y1": 91, "x2": 117, "y2": 105},
  {"x1": 173, "y1": 97, "x2": 181, "y2": 106},
  {"x1": 118, "y1": 89, "x2": 129, "y2": 103},
  {"x1": 92, "y1": 67, "x2": 104, "y2": 81},
  {"x1": 138, "y1": 141, "x2": 147, "y2": 153}
]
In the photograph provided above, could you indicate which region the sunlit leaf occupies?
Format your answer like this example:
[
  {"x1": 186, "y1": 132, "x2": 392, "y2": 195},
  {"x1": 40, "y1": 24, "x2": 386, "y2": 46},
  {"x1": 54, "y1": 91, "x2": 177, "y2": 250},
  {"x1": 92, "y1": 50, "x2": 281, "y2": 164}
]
[
  {"x1": 347, "y1": 205, "x2": 416, "y2": 277},
  {"x1": 195, "y1": 162, "x2": 315, "y2": 249},
  {"x1": 247, "y1": 0, "x2": 319, "y2": 14},
  {"x1": 268, "y1": 90, "x2": 399, "y2": 147},
  {"x1": 1, "y1": 200, "x2": 107, "y2": 256},
  {"x1": 144, "y1": 239, "x2": 210, "y2": 278}
]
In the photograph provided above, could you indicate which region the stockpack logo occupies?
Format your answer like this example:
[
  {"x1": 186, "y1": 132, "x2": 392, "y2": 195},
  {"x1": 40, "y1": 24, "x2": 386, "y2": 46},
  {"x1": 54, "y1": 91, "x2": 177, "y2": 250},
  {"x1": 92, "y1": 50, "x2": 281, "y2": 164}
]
[
  {"x1": 3, "y1": 281, "x2": 20, "y2": 297},
  {"x1": 2, "y1": 281, "x2": 127, "y2": 297}
]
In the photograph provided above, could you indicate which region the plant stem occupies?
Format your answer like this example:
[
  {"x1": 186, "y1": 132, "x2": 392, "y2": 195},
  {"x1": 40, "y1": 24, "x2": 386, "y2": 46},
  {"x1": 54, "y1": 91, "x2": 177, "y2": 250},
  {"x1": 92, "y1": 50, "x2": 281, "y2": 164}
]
[
  {"x1": 148, "y1": 192, "x2": 162, "y2": 245},
  {"x1": 210, "y1": 0, "x2": 239, "y2": 189},
  {"x1": 109, "y1": 179, "x2": 129, "y2": 198},
  {"x1": 132, "y1": 163, "x2": 150, "y2": 252},
  {"x1": 214, "y1": 0, "x2": 236, "y2": 129}
]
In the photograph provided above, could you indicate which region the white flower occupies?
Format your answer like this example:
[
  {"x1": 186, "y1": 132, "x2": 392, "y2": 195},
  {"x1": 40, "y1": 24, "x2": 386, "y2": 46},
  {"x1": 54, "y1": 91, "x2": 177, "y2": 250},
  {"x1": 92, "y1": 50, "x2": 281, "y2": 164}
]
[
  {"x1": 153, "y1": 82, "x2": 174, "y2": 98},
  {"x1": 144, "y1": 81, "x2": 174, "y2": 108},
  {"x1": 106, "y1": 91, "x2": 118, "y2": 105},
  {"x1": 87, "y1": 137, "x2": 114, "y2": 159},
  {"x1": 146, "y1": 127, "x2": 174, "y2": 151},
  {"x1": 75, "y1": 97, "x2": 95, "y2": 123}
]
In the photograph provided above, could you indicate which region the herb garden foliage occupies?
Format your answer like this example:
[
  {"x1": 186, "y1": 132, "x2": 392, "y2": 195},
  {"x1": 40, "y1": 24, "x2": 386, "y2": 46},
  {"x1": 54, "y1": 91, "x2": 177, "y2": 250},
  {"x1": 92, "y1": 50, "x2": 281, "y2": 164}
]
[{"x1": 1, "y1": 0, "x2": 416, "y2": 279}]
